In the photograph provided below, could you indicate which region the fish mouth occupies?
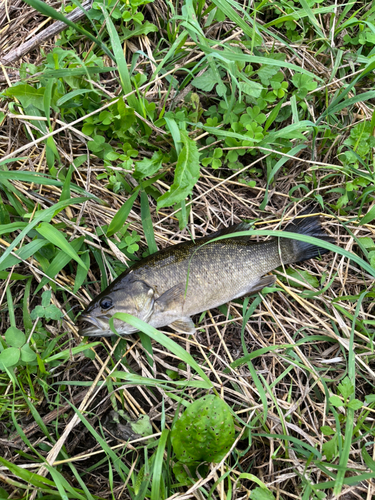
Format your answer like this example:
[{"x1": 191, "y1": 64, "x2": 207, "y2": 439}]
[
  {"x1": 78, "y1": 312, "x2": 141, "y2": 337},
  {"x1": 78, "y1": 314, "x2": 113, "y2": 337}
]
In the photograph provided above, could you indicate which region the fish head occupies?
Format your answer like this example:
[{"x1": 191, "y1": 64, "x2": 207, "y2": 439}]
[{"x1": 78, "y1": 279, "x2": 155, "y2": 337}]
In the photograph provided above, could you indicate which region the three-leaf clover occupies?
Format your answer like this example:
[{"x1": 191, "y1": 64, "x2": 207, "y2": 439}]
[
  {"x1": 292, "y1": 73, "x2": 317, "y2": 99},
  {"x1": 0, "y1": 326, "x2": 37, "y2": 370},
  {"x1": 31, "y1": 290, "x2": 62, "y2": 321}
]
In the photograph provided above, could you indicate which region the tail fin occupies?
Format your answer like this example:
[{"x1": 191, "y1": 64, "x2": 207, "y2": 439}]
[{"x1": 284, "y1": 208, "x2": 333, "y2": 263}]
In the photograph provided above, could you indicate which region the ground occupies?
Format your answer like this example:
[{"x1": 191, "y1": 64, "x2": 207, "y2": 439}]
[{"x1": 1, "y1": 1, "x2": 375, "y2": 499}]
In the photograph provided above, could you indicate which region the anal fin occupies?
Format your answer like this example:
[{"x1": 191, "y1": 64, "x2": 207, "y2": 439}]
[
  {"x1": 244, "y1": 275, "x2": 276, "y2": 296},
  {"x1": 169, "y1": 317, "x2": 196, "y2": 334}
]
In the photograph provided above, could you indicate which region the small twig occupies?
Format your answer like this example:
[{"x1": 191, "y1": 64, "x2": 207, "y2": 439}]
[{"x1": 0, "y1": 0, "x2": 93, "y2": 66}]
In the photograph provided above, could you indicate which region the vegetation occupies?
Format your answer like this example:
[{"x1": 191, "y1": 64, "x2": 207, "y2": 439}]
[{"x1": 1, "y1": 0, "x2": 375, "y2": 498}]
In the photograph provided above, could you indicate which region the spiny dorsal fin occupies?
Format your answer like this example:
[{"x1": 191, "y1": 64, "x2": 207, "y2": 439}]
[{"x1": 206, "y1": 222, "x2": 253, "y2": 240}]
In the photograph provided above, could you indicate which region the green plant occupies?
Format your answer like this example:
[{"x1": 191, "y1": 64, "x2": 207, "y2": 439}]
[
  {"x1": 171, "y1": 395, "x2": 235, "y2": 483},
  {"x1": 321, "y1": 377, "x2": 363, "y2": 461},
  {"x1": 30, "y1": 290, "x2": 62, "y2": 321},
  {"x1": 0, "y1": 327, "x2": 37, "y2": 371}
]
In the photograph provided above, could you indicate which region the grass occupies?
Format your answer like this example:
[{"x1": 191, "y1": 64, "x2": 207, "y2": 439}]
[{"x1": 1, "y1": 0, "x2": 375, "y2": 498}]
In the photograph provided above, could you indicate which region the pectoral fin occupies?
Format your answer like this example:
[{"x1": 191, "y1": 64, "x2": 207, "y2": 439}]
[
  {"x1": 154, "y1": 283, "x2": 186, "y2": 312},
  {"x1": 169, "y1": 317, "x2": 196, "y2": 334},
  {"x1": 244, "y1": 275, "x2": 276, "y2": 296}
]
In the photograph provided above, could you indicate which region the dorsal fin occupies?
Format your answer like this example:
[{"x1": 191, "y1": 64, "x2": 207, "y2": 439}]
[{"x1": 205, "y1": 222, "x2": 253, "y2": 240}]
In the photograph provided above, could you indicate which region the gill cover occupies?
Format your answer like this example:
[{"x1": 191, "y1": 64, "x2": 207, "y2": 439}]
[{"x1": 79, "y1": 279, "x2": 155, "y2": 336}]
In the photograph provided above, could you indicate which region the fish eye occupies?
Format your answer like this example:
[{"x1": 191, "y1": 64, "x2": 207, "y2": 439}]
[{"x1": 100, "y1": 297, "x2": 113, "y2": 310}]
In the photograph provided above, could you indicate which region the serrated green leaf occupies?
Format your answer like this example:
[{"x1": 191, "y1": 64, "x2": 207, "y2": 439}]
[
  {"x1": 358, "y1": 237, "x2": 375, "y2": 250},
  {"x1": 134, "y1": 151, "x2": 164, "y2": 180},
  {"x1": 329, "y1": 395, "x2": 343, "y2": 407},
  {"x1": 257, "y1": 64, "x2": 280, "y2": 85},
  {"x1": 347, "y1": 399, "x2": 363, "y2": 410},
  {"x1": 129, "y1": 415, "x2": 153, "y2": 437},
  {"x1": 157, "y1": 130, "x2": 200, "y2": 209},
  {"x1": 365, "y1": 394, "x2": 375, "y2": 403},
  {"x1": 320, "y1": 425, "x2": 335, "y2": 436},
  {"x1": 44, "y1": 304, "x2": 63, "y2": 320},
  {"x1": 322, "y1": 435, "x2": 338, "y2": 461},
  {"x1": 338, "y1": 376, "x2": 354, "y2": 399},
  {"x1": 192, "y1": 69, "x2": 216, "y2": 92},
  {"x1": 122, "y1": 21, "x2": 158, "y2": 39},
  {"x1": 239, "y1": 81, "x2": 263, "y2": 98},
  {"x1": 31, "y1": 305, "x2": 45, "y2": 320}
]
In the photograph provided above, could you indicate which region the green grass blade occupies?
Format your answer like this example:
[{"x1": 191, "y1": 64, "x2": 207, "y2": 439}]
[
  {"x1": 112, "y1": 372, "x2": 211, "y2": 389},
  {"x1": 44, "y1": 77, "x2": 54, "y2": 129},
  {"x1": 260, "y1": 144, "x2": 306, "y2": 210},
  {"x1": 151, "y1": 429, "x2": 169, "y2": 500},
  {"x1": 68, "y1": 404, "x2": 130, "y2": 482},
  {"x1": 35, "y1": 236, "x2": 85, "y2": 293},
  {"x1": 59, "y1": 165, "x2": 74, "y2": 202},
  {"x1": 200, "y1": 47, "x2": 323, "y2": 80},
  {"x1": 0, "y1": 456, "x2": 58, "y2": 491},
  {"x1": 0, "y1": 239, "x2": 48, "y2": 272},
  {"x1": 298, "y1": 0, "x2": 325, "y2": 40},
  {"x1": 316, "y1": 60, "x2": 375, "y2": 124},
  {"x1": 23, "y1": 0, "x2": 114, "y2": 60},
  {"x1": 141, "y1": 190, "x2": 158, "y2": 254},
  {"x1": 334, "y1": 291, "x2": 367, "y2": 496},
  {"x1": 227, "y1": 344, "x2": 291, "y2": 370},
  {"x1": 35, "y1": 222, "x2": 88, "y2": 270},
  {"x1": 56, "y1": 88, "x2": 100, "y2": 106},
  {"x1": 44, "y1": 342, "x2": 100, "y2": 363},
  {"x1": 110, "y1": 314, "x2": 213, "y2": 388},
  {"x1": 107, "y1": 189, "x2": 139, "y2": 237},
  {"x1": 0, "y1": 197, "x2": 89, "y2": 267},
  {"x1": 211, "y1": 0, "x2": 260, "y2": 40},
  {"x1": 322, "y1": 90, "x2": 375, "y2": 119},
  {"x1": 100, "y1": 5, "x2": 139, "y2": 112}
]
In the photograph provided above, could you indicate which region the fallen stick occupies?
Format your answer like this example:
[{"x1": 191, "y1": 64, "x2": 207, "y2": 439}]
[{"x1": 0, "y1": 0, "x2": 93, "y2": 66}]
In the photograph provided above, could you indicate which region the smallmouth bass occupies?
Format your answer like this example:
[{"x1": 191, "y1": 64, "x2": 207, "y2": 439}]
[{"x1": 78, "y1": 211, "x2": 332, "y2": 337}]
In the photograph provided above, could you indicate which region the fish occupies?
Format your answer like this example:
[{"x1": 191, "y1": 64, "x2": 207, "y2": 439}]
[{"x1": 78, "y1": 210, "x2": 332, "y2": 337}]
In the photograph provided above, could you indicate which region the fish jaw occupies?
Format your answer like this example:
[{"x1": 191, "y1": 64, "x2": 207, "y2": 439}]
[{"x1": 78, "y1": 313, "x2": 138, "y2": 337}]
